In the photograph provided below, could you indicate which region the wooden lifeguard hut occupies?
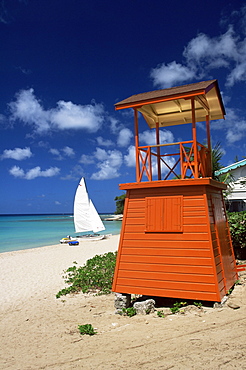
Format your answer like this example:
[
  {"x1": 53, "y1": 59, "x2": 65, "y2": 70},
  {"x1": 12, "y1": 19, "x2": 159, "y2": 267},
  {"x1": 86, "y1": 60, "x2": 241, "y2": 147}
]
[{"x1": 112, "y1": 79, "x2": 238, "y2": 303}]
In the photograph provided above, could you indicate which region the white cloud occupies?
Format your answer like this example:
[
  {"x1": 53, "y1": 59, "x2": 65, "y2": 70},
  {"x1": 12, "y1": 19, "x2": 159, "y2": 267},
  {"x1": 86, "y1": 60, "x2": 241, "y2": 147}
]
[
  {"x1": 62, "y1": 146, "x2": 75, "y2": 157},
  {"x1": 91, "y1": 149, "x2": 122, "y2": 180},
  {"x1": 0, "y1": 1, "x2": 12, "y2": 24},
  {"x1": 9, "y1": 89, "x2": 50, "y2": 133},
  {"x1": 225, "y1": 117, "x2": 246, "y2": 144},
  {"x1": 91, "y1": 163, "x2": 120, "y2": 180},
  {"x1": 124, "y1": 145, "x2": 136, "y2": 167},
  {"x1": 37, "y1": 141, "x2": 49, "y2": 148},
  {"x1": 80, "y1": 147, "x2": 123, "y2": 179},
  {"x1": 80, "y1": 148, "x2": 122, "y2": 180},
  {"x1": 1, "y1": 147, "x2": 32, "y2": 160},
  {"x1": 9, "y1": 165, "x2": 60, "y2": 180},
  {"x1": 9, "y1": 88, "x2": 105, "y2": 134},
  {"x1": 79, "y1": 154, "x2": 95, "y2": 164},
  {"x1": 150, "y1": 61, "x2": 196, "y2": 88},
  {"x1": 50, "y1": 101, "x2": 104, "y2": 132},
  {"x1": 108, "y1": 116, "x2": 130, "y2": 136},
  {"x1": 25, "y1": 166, "x2": 60, "y2": 180},
  {"x1": 96, "y1": 136, "x2": 114, "y2": 147},
  {"x1": 9, "y1": 165, "x2": 25, "y2": 178},
  {"x1": 0, "y1": 113, "x2": 9, "y2": 128},
  {"x1": 61, "y1": 165, "x2": 86, "y2": 180},
  {"x1": 94, "y1": 147, "x2": 109, "y2": 161},
  {"x1": 109, "y1": 117, "x2": 120, "y2": 134},
  {"x1": 117, "y1": 128, "x2": 133, "y2": 147},
  {"x1": 183, "y1": 26, "x2": 246, "y2": 87},
  {"x1": 139, "y1": 129, "x2": 174, "y2": 145},
  {"x1": 16, "y1": 66, "x2": 32, "y2": 75},
  {"x1": 226, "y1": 130, "x2": 243, "y2": 144},
  {"x1": 106, "y1": 150, "x2": 123, "y2": 168},
  {"x1": 226, "y1": 61, "x2": 246, "y2": 87},
  {"x1": 150, "y1": 13, "x2": 246, "y2": 88},
  {"x1": 183, "y1": 27, "x2": 238, "y2": 64},
  {"x1": 211, "y1": 107, "x2": 246, "y2": 144},
  {"x1": 49, "y1": 148, "x2": 61, "y2": 158},
  {"x1": 50, "y1": 146, "x2": 75, "y2": 160}
]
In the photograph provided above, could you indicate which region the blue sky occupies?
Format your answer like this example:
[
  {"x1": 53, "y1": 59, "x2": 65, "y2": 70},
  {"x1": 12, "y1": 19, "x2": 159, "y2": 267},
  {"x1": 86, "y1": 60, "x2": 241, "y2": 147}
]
[{"x1": 0, "y1": 0, "x2": 246, "y2": 214}]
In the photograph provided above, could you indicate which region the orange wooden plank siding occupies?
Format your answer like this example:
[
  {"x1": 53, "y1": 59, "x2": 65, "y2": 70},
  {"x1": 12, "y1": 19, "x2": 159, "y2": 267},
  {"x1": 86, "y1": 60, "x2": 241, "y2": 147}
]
[{"x1": 112, "y1": 179, "x2": 238, "y2": 302}]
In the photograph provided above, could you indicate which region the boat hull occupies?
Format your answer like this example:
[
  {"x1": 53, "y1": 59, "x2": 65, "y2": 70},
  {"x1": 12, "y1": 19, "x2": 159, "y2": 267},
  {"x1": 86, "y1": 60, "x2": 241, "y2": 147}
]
[
  {"x1": 76, "y1": 234, "x2": 105, "y2": 241},
  {"x1": 60, "y1": 237, "x2": 78, "y2": 244}
]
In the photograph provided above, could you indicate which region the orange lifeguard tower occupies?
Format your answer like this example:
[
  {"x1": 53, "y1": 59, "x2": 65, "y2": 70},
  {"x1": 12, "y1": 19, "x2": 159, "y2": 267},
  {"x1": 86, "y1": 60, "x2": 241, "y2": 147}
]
[{"x1": 112, "y1": 79, "x2": 238, "y2": 302}]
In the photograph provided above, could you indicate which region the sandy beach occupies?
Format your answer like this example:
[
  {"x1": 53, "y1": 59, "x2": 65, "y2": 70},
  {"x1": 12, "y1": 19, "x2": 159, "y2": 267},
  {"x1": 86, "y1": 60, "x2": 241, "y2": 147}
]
[{"x1": 0, "y1": 235, "x2": 246, "y2": 369}]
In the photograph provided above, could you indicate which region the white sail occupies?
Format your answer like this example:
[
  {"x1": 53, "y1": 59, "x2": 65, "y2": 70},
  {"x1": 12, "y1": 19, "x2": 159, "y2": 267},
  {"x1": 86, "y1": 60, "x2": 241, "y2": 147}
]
[{"x1": 73, "y1": 177, "x2": 105, "y2": 234}]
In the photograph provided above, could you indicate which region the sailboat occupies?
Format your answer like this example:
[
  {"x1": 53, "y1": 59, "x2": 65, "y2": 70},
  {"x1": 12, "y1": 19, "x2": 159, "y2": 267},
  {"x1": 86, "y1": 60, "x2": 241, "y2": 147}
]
[{"x1": 73, "y1": 177, "x2": 105, "y2": 241}]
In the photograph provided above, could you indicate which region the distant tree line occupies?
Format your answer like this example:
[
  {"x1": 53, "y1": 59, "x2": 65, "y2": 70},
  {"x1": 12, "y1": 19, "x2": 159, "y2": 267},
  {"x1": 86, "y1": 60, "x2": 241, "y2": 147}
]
[{"x1": 114, "y1": 194, "x2": 126, "y2": 214}]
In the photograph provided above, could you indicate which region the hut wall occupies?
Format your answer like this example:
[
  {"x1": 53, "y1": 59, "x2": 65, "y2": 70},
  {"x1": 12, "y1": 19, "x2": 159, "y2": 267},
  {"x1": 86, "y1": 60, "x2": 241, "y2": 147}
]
[
  {"x1": 207, "y1": 188, "x2": 237, "y2": 294},
  {"x1": 112, "y1": 180, "x2": 238, "y2": 302}
]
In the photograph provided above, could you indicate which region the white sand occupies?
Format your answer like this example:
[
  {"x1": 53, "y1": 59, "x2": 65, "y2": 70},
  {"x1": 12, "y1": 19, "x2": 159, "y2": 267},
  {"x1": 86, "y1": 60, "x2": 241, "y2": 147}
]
[
  {"x1": 0, "y1": 235, "x2": 120, "y2": 312},
  {"x1": 0, "y1": 235, "x2": 246, "y2": 369}
]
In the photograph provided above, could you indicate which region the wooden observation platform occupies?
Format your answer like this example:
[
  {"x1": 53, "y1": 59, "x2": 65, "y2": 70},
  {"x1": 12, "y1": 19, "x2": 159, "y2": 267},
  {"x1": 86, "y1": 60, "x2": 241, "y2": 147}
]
[{"x1": 112, "y1": 80, "x2": 238, "y2": 302}]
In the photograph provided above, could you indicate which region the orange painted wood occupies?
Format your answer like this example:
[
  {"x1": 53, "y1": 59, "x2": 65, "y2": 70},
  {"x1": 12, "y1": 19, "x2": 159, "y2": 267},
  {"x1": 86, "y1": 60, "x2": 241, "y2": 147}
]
[
  {"x1": 183, "y1": 216, "x2": 208, "y2": 225},
  {"x1": 119, "y1": 262, "x2": 214, "y2": 275},
  {"x1": 116, "y1": 279, "x2": 217, "y2": 295},
  {"x1": 117, "y1": 270, "x2": 216, "y2": 284},
  {"x1": 122, "y1": 240, "x2": 210, "y2": 248},
  {"x1": 145, "y1": 196, "x2": 183, "y2": 232},
  {"x1": 115, "y1": 284, "x2": 219, "y2": 301},
  {"x1": 120, "y1": 254, "x2": 213, "y2": 266},
  {"x1": 121, "y1": 247, "x2": 212, "y2": 258},
  {"x1": 119, "y1": 178, "x2": 227, "y2": 190},
  {"x1": 122, "y1": 231, "x2": 210, "y2": 241},
  {"x1": 112, "y1": 179, "x2": 238, "y2": 302}
]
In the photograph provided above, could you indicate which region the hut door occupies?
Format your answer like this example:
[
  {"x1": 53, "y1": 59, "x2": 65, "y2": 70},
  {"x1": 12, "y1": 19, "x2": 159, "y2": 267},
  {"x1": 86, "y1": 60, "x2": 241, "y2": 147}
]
[{"x1": 145, "y1": 196, "x2": 183, "y2": 233}]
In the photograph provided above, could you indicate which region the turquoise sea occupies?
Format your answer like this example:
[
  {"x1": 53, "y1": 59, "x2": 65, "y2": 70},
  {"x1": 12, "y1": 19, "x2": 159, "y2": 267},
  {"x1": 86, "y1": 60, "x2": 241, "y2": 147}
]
[{"x1": 0, "y1": 214, "x2": 122, "y2": 254}]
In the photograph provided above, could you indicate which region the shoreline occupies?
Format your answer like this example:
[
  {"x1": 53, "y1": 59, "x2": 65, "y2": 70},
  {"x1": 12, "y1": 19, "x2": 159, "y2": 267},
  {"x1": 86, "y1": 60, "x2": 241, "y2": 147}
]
[{"x1": 0, "y1": 233, "x2": 120, "y2": 256}]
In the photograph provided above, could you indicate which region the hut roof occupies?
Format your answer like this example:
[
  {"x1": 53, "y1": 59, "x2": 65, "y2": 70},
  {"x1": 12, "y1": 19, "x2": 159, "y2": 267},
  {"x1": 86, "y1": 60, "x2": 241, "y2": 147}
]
[{"x1": 115, "y1": 80, "x2": 225, "y2": 128}]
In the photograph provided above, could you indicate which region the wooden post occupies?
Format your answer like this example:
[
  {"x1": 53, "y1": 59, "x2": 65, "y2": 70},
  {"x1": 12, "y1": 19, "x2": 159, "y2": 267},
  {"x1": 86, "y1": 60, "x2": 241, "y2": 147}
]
[
  {"x1": 206, "y1": 114, "x2": 212, "y2": 177},
  {"x1": 180, "y1": 142, "x2": 185, "y2": 179},
  {"x1": 134, "y1": 108, "x2": 140, "y2": 182},
  {"x1": 191, "y1": 98, "x2": 199, "y2": 178},
  {"x1": 147, "y1": 146, "x2": 153, "y2": 181},
  {"x1": 156, "y1": 122, "x2": 161, "y2": 180}
]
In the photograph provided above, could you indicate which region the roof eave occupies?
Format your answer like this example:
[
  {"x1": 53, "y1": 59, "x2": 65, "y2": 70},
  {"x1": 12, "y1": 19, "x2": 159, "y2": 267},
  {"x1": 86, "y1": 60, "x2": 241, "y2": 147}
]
[
  {"x1": 215, "y1": 159, "x2": 246, "y2": 176},
  {"x1": 115, "y1": 90, "x2": 206, "y2": 111}
]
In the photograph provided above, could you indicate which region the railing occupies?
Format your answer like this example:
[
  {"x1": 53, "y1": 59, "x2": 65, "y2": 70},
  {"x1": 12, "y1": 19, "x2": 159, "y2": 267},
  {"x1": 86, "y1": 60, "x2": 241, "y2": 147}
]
[{"x1": 136, "y1": 141, "x2": 211, "y2": 182}]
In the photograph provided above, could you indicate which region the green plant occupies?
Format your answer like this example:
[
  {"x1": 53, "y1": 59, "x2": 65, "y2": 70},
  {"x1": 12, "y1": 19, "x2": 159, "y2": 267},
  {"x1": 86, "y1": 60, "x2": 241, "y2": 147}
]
[
  {"x1": 170, "y1": 301, "x2": 187, "y2": 314},
  {"x1": 211, "y1": 142, "x2": 224, "y2": 180},
  {"x1": 157, "y1": 310, "x2": 165, "y2": 318},
  {"x1": 78, "y1": 324, "x2": 97, "y2": 336},
  {"x1": 56, "y1": 252, "x2": 117, "y2": 298},
  {"x1": 228, "y1": 211, "x2": 246, "y2": 250},
  {"x1": 193, "y1": 302, "x2": 202, "y2": 308},
  {"x1": 227, "y1": 287, "x2": 234, "y2": 295},
  {"x1": 122, "y1": 307, "x2": 137, "y2": 317}
]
